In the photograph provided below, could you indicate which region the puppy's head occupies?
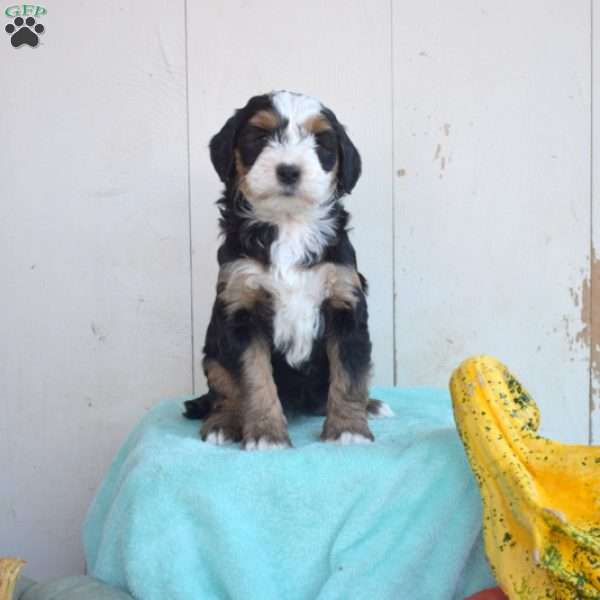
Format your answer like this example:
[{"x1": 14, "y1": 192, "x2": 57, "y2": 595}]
[{"x1": 210, "y1": 91, "x2": 361, "y2": 218}]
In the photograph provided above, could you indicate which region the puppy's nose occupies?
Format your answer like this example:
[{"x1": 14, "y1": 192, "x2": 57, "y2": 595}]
[{"x1": 276, "y1": 163, "x2": 301, "y2": 186}]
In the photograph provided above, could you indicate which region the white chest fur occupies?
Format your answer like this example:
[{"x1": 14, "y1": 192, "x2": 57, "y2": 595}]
[
  {"x1": 269, "y1": 261, "x2": 327, "y2": 367},
  {"x1": 268, "y1": 217, "x2": 332, "y2": 367}
]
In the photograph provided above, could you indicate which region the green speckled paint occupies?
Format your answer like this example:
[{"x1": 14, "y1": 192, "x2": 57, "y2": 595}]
[{"x1": 451, "y1": 356, "x2": 600, "y2": 599}]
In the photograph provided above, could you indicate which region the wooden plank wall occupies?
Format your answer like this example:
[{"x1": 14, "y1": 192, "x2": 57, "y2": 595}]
[
  {"x1": 392, "y1": 0, "x2": 592, "y2": 444},
  {"x1": 0, "y1": 0, "x2": 596, "y2": 581},
  {"x1": 1, "y1": 0, "x2": 192, "y2": 580}
]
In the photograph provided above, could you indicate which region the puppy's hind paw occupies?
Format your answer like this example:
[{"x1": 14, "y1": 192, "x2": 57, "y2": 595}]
[{"x1": 367, "y1": 399, "x2": 395, "y2": 418}]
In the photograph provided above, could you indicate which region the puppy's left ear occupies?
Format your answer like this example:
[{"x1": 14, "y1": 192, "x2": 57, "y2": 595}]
[{"x1": 322, "y1": 108, "x2": 362, "y2": 195}]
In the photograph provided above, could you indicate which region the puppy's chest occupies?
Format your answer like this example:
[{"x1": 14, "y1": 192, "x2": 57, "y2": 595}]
[
  {"x1": 267, "y1": 261, "x2": 327, "y2": 368},
  {"x1": 222, "y1": 250, "x2": 358, "y2": 368}
]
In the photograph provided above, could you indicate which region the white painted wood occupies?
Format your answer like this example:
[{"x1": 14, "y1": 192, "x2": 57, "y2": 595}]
[
  {"x1": 1, "y1": 0, "x2": 596, "y2": 585},
  {"x1": 187, "y1": 0, "x2": 395, "y2": 390},
  {"x1": 592, "y1": 0, "x2": 600, "y2": 444},
  {"x1": 392, "y1": 0, "x2": 591, "y2": 443},
  {"x1": 0, "y1": 0, "x2": 191, "y2": 580}
]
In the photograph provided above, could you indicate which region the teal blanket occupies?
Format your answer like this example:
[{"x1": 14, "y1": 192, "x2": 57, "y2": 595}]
[{"x1": 83, "y1": 388, "x2": 495, "y2": 600}]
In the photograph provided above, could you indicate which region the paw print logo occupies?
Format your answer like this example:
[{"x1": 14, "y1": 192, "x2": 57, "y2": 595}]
[{"x1": 5, "y1": 16, "x2": 45, "y2": 48}]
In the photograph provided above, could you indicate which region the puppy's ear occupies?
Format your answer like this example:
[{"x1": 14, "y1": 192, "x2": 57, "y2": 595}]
[
  {"x1": 322, "y1": 108, "x2": 362, "y2": 195},
  {"x1": 209, "y1": 111, "x2": 244, "y2": 184},
  {"x1": 209, "y1": 94, "x2": 272, "y2": 185}
]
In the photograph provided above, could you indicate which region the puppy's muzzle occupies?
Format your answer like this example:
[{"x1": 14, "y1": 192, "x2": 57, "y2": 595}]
[{"x1": 276, "y1": 163, "x2": 301, "y2": 187}]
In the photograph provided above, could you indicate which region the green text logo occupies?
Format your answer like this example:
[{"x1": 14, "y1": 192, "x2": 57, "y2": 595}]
[{"x1": 5, "y1": 4, "x2": 46, "y2": 17}]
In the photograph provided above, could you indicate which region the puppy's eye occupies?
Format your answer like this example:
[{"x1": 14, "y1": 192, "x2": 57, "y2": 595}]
[
  {"x1": 315, "y1": 131, "x2": 338, "y2": 172},
  {"x1": 237, "y1": 126, "x2": 270, "y2": 168},
  {"x1": 315, "y1": 131, "x2": 336, "y2": 152},
  {"x1": 243, "y1": 126, "x2": 270, "y2": 144}
]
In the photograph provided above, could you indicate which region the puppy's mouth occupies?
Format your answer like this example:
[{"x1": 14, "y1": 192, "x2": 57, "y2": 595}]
[{"x1": 280, "y1": 185, "x2": 297, "y2": 197}]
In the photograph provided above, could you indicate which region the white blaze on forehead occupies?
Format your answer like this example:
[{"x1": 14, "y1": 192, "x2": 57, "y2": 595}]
[{"x1": 271, "y1": 91, "x2": 323, "y2": 133}]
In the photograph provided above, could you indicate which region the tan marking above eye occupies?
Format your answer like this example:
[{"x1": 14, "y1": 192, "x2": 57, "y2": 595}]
[
  {"x1": 303, "y1": 114, "x2": 333, "y2": 134},
  {"x1": 248, "y1": 110, "x2": 280, "y2": 130}
]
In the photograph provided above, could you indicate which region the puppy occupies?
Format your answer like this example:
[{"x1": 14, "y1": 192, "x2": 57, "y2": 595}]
[{"x1": 184, "y1": 91, "x2": 392, "y2": 449}]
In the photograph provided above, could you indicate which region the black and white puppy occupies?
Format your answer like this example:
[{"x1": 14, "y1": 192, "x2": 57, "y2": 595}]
[{"x1": 184, "y1": 90, "x2": 392, "y2": 449}]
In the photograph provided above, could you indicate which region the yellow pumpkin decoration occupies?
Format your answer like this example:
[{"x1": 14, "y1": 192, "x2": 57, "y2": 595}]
[
  {"x1": 450, "y1": 356, "x2": 600, "y2": 599},
  {"x1": 0, "y1": 558, "x2": 25, "y2": 600}
]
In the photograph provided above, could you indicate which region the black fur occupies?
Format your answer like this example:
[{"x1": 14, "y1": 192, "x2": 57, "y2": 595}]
[
  {"x1": 326, "y1": 291, "x2": 371, "y2": 386},
  {"x1": 184, "y1": 91, "x2": 371, "y2": 423},
  {"x1": 320, "y1": 107, "x2": 362, "y2": 195},
  {"x1": 217, "y1": 195, "x2": 278, "y2": 266},
  {"x1": 209, "y1": 94, "x2": 273, "y2": 184},
  {"x1": 183, "y1": 391, "x2": 216, "y2": 420},
  {"x1": 183, "y1": 200, "x2": 371, "y2": 419}
]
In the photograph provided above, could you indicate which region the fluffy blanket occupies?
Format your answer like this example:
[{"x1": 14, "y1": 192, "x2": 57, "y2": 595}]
[{"x1": 83, "y1": 387, "x2": 495, "y2": 599}]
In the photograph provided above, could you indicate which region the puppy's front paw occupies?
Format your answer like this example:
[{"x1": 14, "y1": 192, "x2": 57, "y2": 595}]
[
  {"x1": 242, "y1": 415, "x2": 291, "y2": 451},
  {"x1": 321, "y1": 419, "x2": 374, "y2": 444},
  {"x1": 337, "y1": 431, "x2": 373, "y2": 445},
  {"x1": 200, "y1": 414, "x2": 242, "y2": 445},
  {"x1": 203, "y1": 428, "x2": 233, "y2": 446},
  {"x1": 242, "y1": 435, "x2": 292, "y2": 451}
]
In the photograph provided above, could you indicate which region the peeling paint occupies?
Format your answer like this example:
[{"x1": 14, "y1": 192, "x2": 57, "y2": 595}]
[
  {"x1": 590, "y1": 246, "x2": 600, "y2": 412},
  {"x1": 562, "y1": 315, "x2": 577, "y2": 353},
  {"x1": 562, "y1": 280, "x2": 589, "y2": 357},
  {"x1": 565, "y1": 254, "x2": 596, "y2": 353},
  {"x1": 573, "y1": 251, "x2": 599, "y2": 364},
  {"x1": 569, "y1": 286, "x2": 580, "y2": 308},
  {"x1": 576, "y1": 266, "x2": 592, "y2": 351},
  {"x1": 566, "y1": 248, "x2": 600, "y2": 419}
]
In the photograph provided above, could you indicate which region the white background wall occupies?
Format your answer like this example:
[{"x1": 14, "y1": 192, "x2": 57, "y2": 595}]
[{"x1": 1, "y1": 0, "x2": 598, "y2": 582}]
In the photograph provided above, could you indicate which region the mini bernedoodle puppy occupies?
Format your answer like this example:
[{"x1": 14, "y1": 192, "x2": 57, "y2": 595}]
[{"x1": 184, "y1": 90, "x2": 393, "y2": 449}]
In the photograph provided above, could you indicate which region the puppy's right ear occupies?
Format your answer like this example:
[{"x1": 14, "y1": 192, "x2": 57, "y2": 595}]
[
  {"x1": 209, "y1": 110, "x2": 244, "y2": 184},
  {"x1": 209, "y1": 94, "x2": 272, "y2": 185}
]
